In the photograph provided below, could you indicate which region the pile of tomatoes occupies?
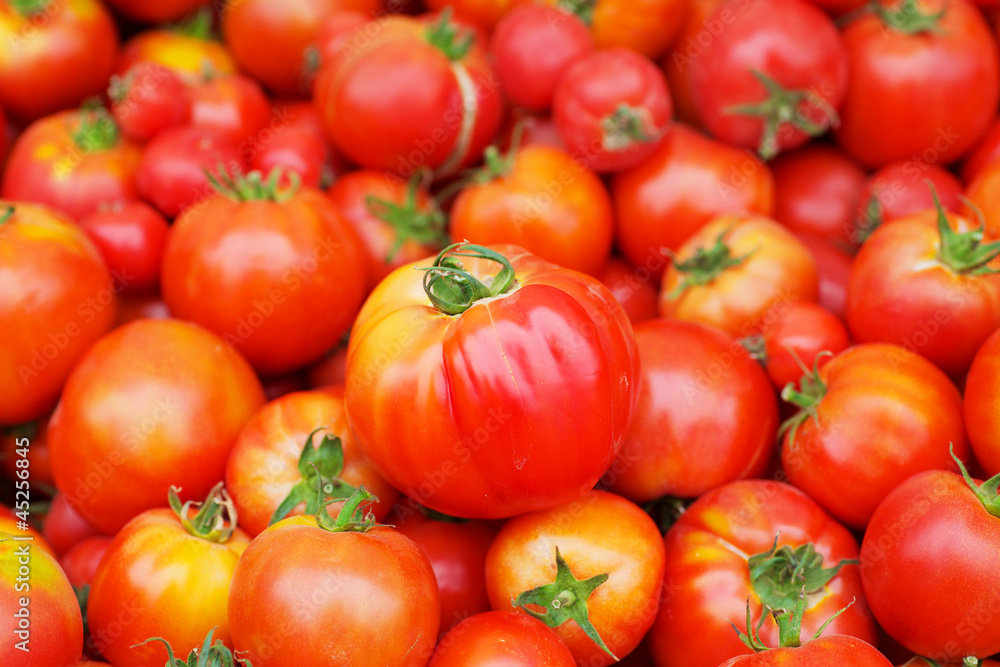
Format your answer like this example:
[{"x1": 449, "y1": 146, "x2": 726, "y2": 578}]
[{"x1": 4, "y1": 0, "x2": 1000, "y2": 665}]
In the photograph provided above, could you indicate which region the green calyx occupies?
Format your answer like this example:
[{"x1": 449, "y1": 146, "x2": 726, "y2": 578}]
[
  {"x1": 950, "y1": 443, "x2": 1000, "y2": 519},
  {"x1": 168, "y1": 483, "x2": 237, "y2": 544},
  {"x1": 425, "y1": 8, "x2": 474, "y2": 61},
  {"x1": 514, "y1": 547, "x2": 617, "y2": 660},
  {"x1": 315, "y1": 485, "x2": 386, "y2": 533},
  {"x1": 601, "y1": 104, "x2": 656, "y2": 152},
  {"x1": 72, "y1": 108, "x2": 119, "y2": 153},
  {"x1": 731, "y1": 588, "x2": 854, "y2": 651},
  {"x1": 134, "y1": 627, "x2": 251, "y2": 667},
  {"x1": 268, "y1": 429, "x2": 359, "y2": 527},
  {"x1": 555, "y1": 0, "x2": 596, "y2": 24},
  {"x1": 419, "y1": 242, "x2": 517, "y2": 315},
  {"x1": 778, "y1": 351, "x2": 833, "y2": 449},
  {"x1": 171, "y1": 6, "x2": 216, "y2": 40},
  {"x1": 10, "y1": 0, "x2": 49, "y2": 16},
  {"x1": 665, "y1": 226, "x2": 754, "y2": 301},
  {"x1": 930, "y1": 184, "x2": 1000, "y2": 275},
  {"x1": 749, "y1": 536, "x2": 858, "y2": 612},
  {"x1": 0, "y1": 205, "x2": 14, "y2": 226},
  {"x1": 725, "y1": 70, "x2": 840, "y2": 161},
  {"x1": 206, "y1": 166, "x2": 301, "y2": 203},
  {"x1": 872, "y1": 0, "x2": 945, "y2": 35},
  {"x1": 365, "y1": 170, "x2": 448, "y2": 263},
  {"x1": 739, "y1": 335, "x2": 768, "y2": 367}
]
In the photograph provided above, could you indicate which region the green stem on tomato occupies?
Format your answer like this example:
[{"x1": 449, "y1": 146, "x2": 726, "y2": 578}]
[
  {"x1": 419, "y1": 242, "x2": 517, "y2": 315},
  {"x1": 168, "y1": 483, "x2": 237, "y2": 544},
  {"x1": 205, "y1": 165, "x2": 300, "y2": 203}
]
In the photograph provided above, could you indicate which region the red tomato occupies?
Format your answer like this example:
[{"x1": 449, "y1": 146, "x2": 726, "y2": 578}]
[
  {"x1": 795, "y1": 233, "x2": 852, "y2": 320},
  {"x1": 662, "y1": 0, "x2": 724, "y2": 124},
  {"x1": 836, "y1": 0, "x2": 999, "y2": 167},
  {"x1": 0, "y1": 203, "x2": 115, "y2": 426},
  {"x1": 116, "y1": 18, "x2": 236, "y2": 84},
  {"x1": 346, "y1": 243, "x2": 639, "y2": 518},
  {"x1": 608, "y1": 319, "x2": 777, "y2": 502},
  {"x1": 962, "y1": 159, "x2": 1000, "y2": 241},
  {"x1": 103, "y1": 0, "x2": 210, "y2": 23},
  {"x1": 79, "y1": 201, "x2": 170, "y2": 296},
  {"x1": 553, "y1": 48, "x2": 673, "y2": 172},
  {"x1": 249, "y1": 124, "x2": 328, "y2": 190},
  {"x1": 613, "y1": 123, "x2": 775, "y2": 281},
  {"x1": 780, "y1": 343, "x2": 968, "y2": 530},
  {"x1": 1, "y1": 109, "x2": 141, "y2": 222},
  {"x1": 108, "y1": 61, "x2": 189, "y2": 143},
  {"x1": 490, "y1": 5, "x2": 593, "y2": 110},
  {"x1": 0, "y1": 533, "x2": 83, "y2": 666},
  {"x1": 751, "y1": 301, "x2": 850, "y2": 390},
  {"x1": 59, "y1": 536, "x2": 111, "y2": 588},
  {"x1": 963, "y1": 328, "x2": 1000, "y2": 475},
  {"x1": 687, "y1": 0, "x2": 847, "y2": 159},
  {"x1": 960, "y1": 116, "x2": 1000, "y2": 183},
  {"x1": 597, "y1": 257, "x2": 660, "y2": 324},
  {"x1": 426, "y1": 0, "x2": 512, "y2": 31},
  {"x1": 306, "y1": 344, "x2": 348, "y2": 389},
  {"x1": 449, "y1": 145, "x2": 614, "y2": 275},
  {"x1": 804, "y1": 0, "x2": 868, "y2": 14},
  {"x1": 113, "y1": 294, "x2": 170, "y2": 328},
  {"x1": 486, "y1": 491, "x2": 665, "y2": 666},
  {"x1": 48, "y1": 318, "x2": 266, "y2": 535},
  {"x1": 188, "y1": 73, "x2": 272, "y2": 149},
  {"x1": 852, "y1": 162, "x2": 963, "y2": 244},
  {"x1": 648, "y1": 480, "x2": 877, "y2": 667},
  {"x1": 0, "y1": 0, "x2": 118, "y2": 123},
  {"x1": 719, "y1": 635, "x2": 891, "y2": 666},
  {"x1": 42, "y1": 494, "x2": 97, "y2": 557},
  {"x1": 0, "y1": 420, "x2": 53, "y2": 487},
  {"x1": 429, "y1": 611, "x2": 576, "y2": 666}
]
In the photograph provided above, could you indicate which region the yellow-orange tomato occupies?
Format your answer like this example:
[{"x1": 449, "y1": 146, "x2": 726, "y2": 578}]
[{"x1": 117, "y1": 27, "x2": 236, "y2": 83}]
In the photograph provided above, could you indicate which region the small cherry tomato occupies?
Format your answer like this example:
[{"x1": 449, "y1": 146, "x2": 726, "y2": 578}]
[
  {"x1": 79, "y1": 201, "x2": 170, "y2": 296},
  {"x1": 109, "y1": 61, "x2": 190, "y2": 142}
]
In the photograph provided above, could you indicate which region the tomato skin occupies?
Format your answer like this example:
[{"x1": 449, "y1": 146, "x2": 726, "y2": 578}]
[
  {"x1": 860, "y1": 470, "x2": 1000, "y2": 659},
  {"x1": 87, "y1": 508, "x2": 250, "y2": 667},
  {"x1": 109, "y1": 62, "x2": 190, "y2": 143},
  {"x1": 429, "y1": 611, "x2": 576, "y2": 666},
  {"x1": 0, "y1": 203, "x2": 115, "y2": 426},
  {"x1": 553, "y1": 49, "x2": 673, "y2": 173},
  {"x1": 161, "y1": 185, "x2": 369, "y2": 374},
  {"x1": 59, "y1": 536, "x2": 111, "y2": 588},
  {"x1": 758, "y1": 301, "x2": 849, "y2": 390},
  {"x1": 490, "y1": 5, "x2": 592, "y2": 110},
  {"x1": 42, "y1": 494, "x2": 98, "y2": 557},
  {"x1": 613, "y1": 124, "x2": 775, "y2": 281},
  {"x1": 117, "y1": 28, "x2": 236, "y2": 84},
  {"x1": 795, "y1": 233, "x2": 851, "y2": 320},
  {"x1": 229, "y1": 516, "x2": 440, "y2": 666},
  {"x1": 835, "y1": 0, "x2": 999, "y2": 168},
  {"x1": 450, "y1": 146, "x2": 614, "y2": 275},
  {"x1": 0, "y1": 534, "x2": 83, "y2": 667},
  {"x1": 486, "y1": 491, "x2": 665, "y2": 666},
  {"x1": 608, "y1": 319, "x2": 777, "y2": 502},
  {"x1": 249, "y1": 124, "x2": 327, "y2": 190},
  {"x1": 48, "y1": 318, "x2": 266, "y2": 535},
  {"x1": 597, "y1": 257, "x2": 659, "y2": 324},
  {"x1": 960, "y1": 115, "x2": 1000, "y2": 183},
  {"x1": 225, "y1": 388, "x2": 399, "y2": 537},
  {"x1": 103, "y1": 0, "x2": 210, "y2": 23},
  {"x1": 188, "y1": 74, "x2": 273, "y2": 148},
  {"x1": 79, "y1": 201, "x2": 170, "y2": 297},
  {"x1": 962, "y1": 159, "x2": 1000, "y2": 241},
  {"x1": 426, "y1": 0, "x2": 512, "y2": 31},
  {"x1": 306, "y1": 345, "x2": 348, "y2": 389},
  {"x1": 963, "y1": 328, "x2": 1000, "y2": 476},
  {"x1": 346, "y1": 245, "x2": 639, "y2": 519},
  {"x1": 648, "y1": 480, "x2": 877, "y2": 667},
  {"x1": 718, "y1": 637, "x2": 891, "y2": 666},
  {"x1": 0, "y1": 0, "x2": 118, "y2": 123},
  {"x1": 852, "y1": 162, "x2": 962, "y2": 245},
  {"x1": 781, "y1": 343, "x2": 968, "y2": 530}
]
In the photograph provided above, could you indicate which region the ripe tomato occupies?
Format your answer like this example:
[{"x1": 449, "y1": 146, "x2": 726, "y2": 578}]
[
  {"x1": 88, "y1": 486, "x2": 250, "y2": 667},
  {"x1": 780, "y1": 343, "x2": 968, "y2": 530},
  {"x1": 42, "y1": 494, "x2": 97, "y2": 557},
  {"x1": 687, "y1": 0, "x2": 847, "y2": 159},
  {"x1": 648, "y1": 480, "x2": 877, "y2": 667},
  {"x1": 597, "y1": 257, "x2": 659, "y2": 324},
  {"x1": 59, "y1": 536, "x2": 110, "y2": 588},
  {"x1": 426, "y1": 0, "x2": 512, "y2": 31},
  {"x1": 429, "y1": 611, "x2": 576, "y2": 666},
  {"x1": 962, "y1": 159, "x2": 1000, "y2": 241},
  {"x1": 345, "y1": 243, "x2": 639, "y2": 518},
  {"x1": 749, "y1": 301, "x2": 850, "y2": 390},
  {"x1": 613, "y1": 123, "x2": 775, "y2": 281},
  {"x1": 229, "y1": 490, "x2": 441, "y2": 666},
  {"x1": 490, "y1": 5, "x2": 593, "y2": 111},
  {"x1": 161, "y1": 170, "x2": 369, "y2": 374},
  {"x1": 116, "y1": 18, "x2": 237, "y2": 84},
  {"x1": 0, "y1": 533, "x2": 83, "y2": 666},
  {"x1": 108, "y1": 61, "x2": 189, "y2": 143},
  {"x1": 48, "y1": 318, "x2": 265, "y2": 535},
  {"x1": 103, "y1": 0, "x2": 210, "y2": 23},
  {"x1": 1, "y1": 109, "x2": 141, "y2": 222},
  {"x1": 553, "y1": 49, "x2": 672, "y2": 173},
  {"x1": 719, "y1": 633, "x2": 890, "y2": 666},
  {"x1": 314, "y1": 13, "x2": 502, "y2": 178},
  {"x1": 795, "y1": 233, "x2": 851, "y2": 320},
  {"x1": 963, "y1": 328, "x2": 1000, "y2": 476},
  {"x1": 0, "y1": 202, "x2": 114, "y2": 426},
  {"x1": 79, "y1": 201, "x2": 170, "y2": 297},
  {"x1": 113, "y1": 294, "x2": 170, "y2": 328},
  {"x1": 449, "y1": 145, "x2": 614, "y2": 275},
  {"x1": 860, "y1": 463, "x2": 1000, "y2": 659},
  {"x1": 608, "y1": 319, "x2": 777, "y2": 502},
  {"x1": 836, "y1": 0, "x2": 998, "y2": 167},
  {"x1": 960, "y1": 116, "x2": 1000, "y2": 183},
  {"x1": 0, "y1": 420, "x2": 53, "y2": 487},
  {"x1": 851, "y1": 162, "x2": 962, "y2": 245},
  {"x1": 486, "y1": 491, "x2": 665, "y2": 666},
  {"x1": 225, "y1": 388, "x2": 399, "y2": 537},
  {"x1": 306, "y1": 344, "x2": 348, "y2": 389},
  {"x1": 188, "y1": 73, "x2": 272, "y2": 148},
  {"x1": 660, "y1": 214, "x2": 819, "y2": 338},
  {"x1": 247, "y1": 100, "x2": 336, "y2": 189},
  {"x1": 0, "y1": 0, "x2": 118, "y2": 123},
  {"x1": 662, "y1": 0, "x2": 723, "y2": 124}
]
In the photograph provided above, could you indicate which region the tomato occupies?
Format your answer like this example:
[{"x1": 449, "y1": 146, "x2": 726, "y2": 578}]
[
  {"x1": 597, "y1": 257, "x2": 659, "y2": 324},
  {"x1": 719, "y1": 635, "x2": 891, "y2": 666},
  {"x1": 490, "y1": 5, "x2": 592, "y2": 110},
  {"x1": 0, "y1": 202, "x2": 115, "y2": 426},
  {"x1": 79, "y1": 201, "x2": 170, "y2": 297},
  {"x1": 229, "y1": 489, "x2": 440, "y2": 666},
  {"x1": 0, "y1": 505, "x2": 53, "y2": 556},
  {"x1": 1, "y1": 420, "x2": 53, "y2": 487},
  {"x1": 161, "y1": 170, "x2": 368, "y2": 374},
  {"x1": 660, "y1": 214, "x2": 819, "y2": 338},
  {"x1": 771, "y1": 144, "x2": 866, "y2": 250},
  {"x1": 249, "y1": 123, "x2": 328, "y2": 190},
  {"x1": 0, "y1": 533, "x2": 83, "y2": 666},
  {"x1": 963, "y1": 328, "x2": 1000, "y2": 476},
  {"x1": 553, "y1": 48, "x2": 673, "y2": 172},
  {"x1": 0, "y1": 0, "x2": 118, "y2": 123},
  {"x1": 795, "y1": 233, "x2": 852, "y2": 320},
  {"x1": 687, "y1": 0, "x2": 847, "y2": 160},
  {"x1": 59, "y1": 535, "x2": 111, "y2": 588},
  {"x1": 804, "y1": 0, "x2": 867, "y2": 14},
  {"x1": 836, "y1": 0, "x2": 998, "y2": 168},
  {"x1": 42, "y1": 493, "x2": 97, "y2": 557},
  {"x1": 48, "y1": 318, "x2": 265, "y2": 535},
  {"x1": 328, "y1": 169, "x2": 446, "y2": 287},
  {"x1": 748, "y1": 301, "x2": 850, "y2": 390},
  {"x1": 346, "y1": 243, "x2": 639, "y2": 518},
  {"x1": 780, "y1": 343, "x2": 968, "y2": 530},
  {"x1": 449, "y1": 145, "x2": 614, "y2": 275},
  {"x1": 429, "y1": 611, "x2": 576, "y2": 666},
  {"x1": 860, "y1": 462, "x2": 1000, "y2": 660},
  {"x1": 486, "y1": 491, "x2": 664, "y2": 666},
  {"x1": 963, "y1": 158, "x2": 1000, "y2": 241},
  {"x1": 188, "y1": 73, "x2": 272, "y2": 148},
  {"x1": 847, "y1": 206, "x2": 1000, "y2": 378},
  {"x1": 392, "y1": 507, "x2": 499, "y2": 633},
  {"x1": 116, "y1": 17, "x2": 237, "y2": 84},
  {"x1": 108, "y1": 61, "x2": 189, "y2": 143},
  {"x1": 852, "y1": 162, "x2": 962, "y2": 245},
  {"x1": 306, "y1": 344, "x2": 348, "y2": 389},
  {"x1": 662, "y1": 0, "x2": 723, "y2": 125},
  {"x1": 648, "y1": 480, "x2": 877, "y2": 667},
  {"x1": 960, "y1": 116, "x2": 1000, "y2": 183},
  {"x1": 314, "y1": 13, "x2": 502, "y2": 178},
  {"x1": 113, "y1": 294, "x2": 170, "y2": 328},
  {"x1": 608, "y1": 319, "x2": 777, "y2": 502},
  {"x1": 426, "y1": 0, "x2": 512, "y2": 31},
  {"x1": 900, "y1": 660, "x2": 1000, "y2": 667},
  {"x1": 135, "y1": 126, "x2": 246, "y2": 219},
  {"x1": 103, "y1": 0, "x2": 210, "y2": 23},
  {"x1": 613, "y1": 123, "x2": 775, "y2": 281},
  {"x1": 2, "y1": 109, "x2": 141, "y2": 222},
  {"x1": 88, "y1": 486, "x2": 250, "y2": 667}
]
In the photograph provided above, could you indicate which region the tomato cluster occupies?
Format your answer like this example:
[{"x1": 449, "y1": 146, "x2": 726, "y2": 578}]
[{"x1": 3, "y1": 0, "x2": 1000, "y2": 666}]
